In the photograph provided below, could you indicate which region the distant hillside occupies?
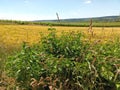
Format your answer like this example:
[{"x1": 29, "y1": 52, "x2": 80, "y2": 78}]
[
  {"x1": 0, "y1": 15, "x2": 120, "y2": 27},
  {"x1": 34, "y1": 15, "x2": 120, "y2": 22}
]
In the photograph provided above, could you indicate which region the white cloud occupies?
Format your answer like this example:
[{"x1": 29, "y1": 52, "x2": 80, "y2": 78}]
[{"x1": 84, "y1": 0, "x2": 92, "y2": 4}]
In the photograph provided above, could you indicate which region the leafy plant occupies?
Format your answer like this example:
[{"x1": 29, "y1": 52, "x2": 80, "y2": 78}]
[{"x1": 6, "y1": 42, "x2": 43, "y2": 89}]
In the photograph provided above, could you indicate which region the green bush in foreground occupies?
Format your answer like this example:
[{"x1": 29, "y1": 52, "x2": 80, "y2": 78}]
[{"x1": 6, "y1": 29, "x2": 120, "y2": 90}]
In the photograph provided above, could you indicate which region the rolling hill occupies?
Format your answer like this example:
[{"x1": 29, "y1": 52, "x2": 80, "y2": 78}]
[{"x1": 34, "y1": 15, "x2": 120, "y2": 22}]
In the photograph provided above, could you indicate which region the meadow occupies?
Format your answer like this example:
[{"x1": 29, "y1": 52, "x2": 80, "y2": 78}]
[
  {"x1": 0, "y1": 25, "x2": 120, "y2": 57},
  {"x1": 0, "y1": 25, "x2": 120, "y2": 90},
  {"x1": 1, "y1": 25, "x2": 120, "y2": 45}
]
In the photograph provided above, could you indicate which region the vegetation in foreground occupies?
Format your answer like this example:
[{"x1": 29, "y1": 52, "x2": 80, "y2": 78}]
[{"x1": 4, "y1": 28, "x2": 120, "y2": 90}]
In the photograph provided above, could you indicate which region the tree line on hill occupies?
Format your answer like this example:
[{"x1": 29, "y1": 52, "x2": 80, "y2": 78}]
[{"x1": 0, "y1": 15, "x2": 120, "y2": 27}]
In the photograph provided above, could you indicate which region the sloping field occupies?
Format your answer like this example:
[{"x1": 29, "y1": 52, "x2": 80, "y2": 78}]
[{"x1": 0, "y1": 25, "x2": 120, "y2": 46}]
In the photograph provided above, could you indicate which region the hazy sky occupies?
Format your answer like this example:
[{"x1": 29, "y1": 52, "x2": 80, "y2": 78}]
[{"x1": 0, "y1": 0, "x2": 120, "y2": 21}]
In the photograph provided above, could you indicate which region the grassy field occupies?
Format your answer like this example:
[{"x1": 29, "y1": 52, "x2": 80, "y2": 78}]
[
  {"x1": 0, "y1": 25, "x2": 120, "y2": 60},
  {"x1": 0, "y1": 25, "x2": 120, "y2": 45},
  {"x1": 0, "y1": 25, "x2": 120, "y2": 89},
  {"x1": 1, "y1": 19, "x2": 120, "y2": 27}
]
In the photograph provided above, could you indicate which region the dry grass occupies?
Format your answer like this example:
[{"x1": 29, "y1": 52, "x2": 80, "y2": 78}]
[{"x1": 0, "y1": 25, "x2": 120, "y2": 48}]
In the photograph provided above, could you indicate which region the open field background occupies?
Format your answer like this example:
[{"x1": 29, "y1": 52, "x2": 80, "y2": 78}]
[{"x1": 1, "y1": 25, "x2": 120, "y2": 45}]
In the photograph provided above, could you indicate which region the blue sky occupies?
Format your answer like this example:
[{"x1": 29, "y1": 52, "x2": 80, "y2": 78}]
[{"x1": 0, "y1": 0, "x2": 120, "y2": 21}]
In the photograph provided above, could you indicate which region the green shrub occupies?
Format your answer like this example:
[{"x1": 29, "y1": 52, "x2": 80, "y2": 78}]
[{"x1": 41, "y1": 29, "x2": 89, "y2": 59}]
